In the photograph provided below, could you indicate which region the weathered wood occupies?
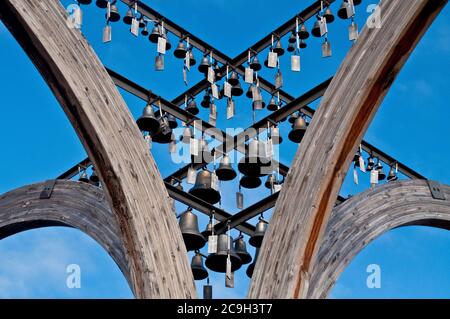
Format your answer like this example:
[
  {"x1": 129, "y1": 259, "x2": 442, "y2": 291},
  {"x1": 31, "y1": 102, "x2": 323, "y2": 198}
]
[
  {"x1": 0, "y1": 180, "x2": 130, "y2": 289},
  {"x1": 0, "y1": 0, "x2": 196, "y2": 298},
  {"x1": 249, "y1": 0, "x2": 447, "y2": 299},
  {"x1": 308, "y1": 180, "x2": 450, "y2": 299}
]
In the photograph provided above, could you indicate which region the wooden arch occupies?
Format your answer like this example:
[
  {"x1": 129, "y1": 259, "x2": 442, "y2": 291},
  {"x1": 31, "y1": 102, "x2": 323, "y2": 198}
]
[{"x1": 308, "y1": 180, "x2": 450, "y2": 299}]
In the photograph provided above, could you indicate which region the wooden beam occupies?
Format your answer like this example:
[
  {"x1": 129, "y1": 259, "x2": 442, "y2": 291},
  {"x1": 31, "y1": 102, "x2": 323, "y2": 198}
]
[
  {"x1": 0, "y1": 0, "x2": 196, "y2": 298},
  {"x1": 249, "y1": 0, "x2": 447, "y2": 299},
  {"x1": 308, "y1": 180, "x2": 450, "y2": 299}
]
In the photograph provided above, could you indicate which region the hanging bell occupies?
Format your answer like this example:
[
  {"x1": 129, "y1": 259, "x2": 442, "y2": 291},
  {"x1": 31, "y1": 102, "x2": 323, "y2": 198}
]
[
  {"x1": 234, "y1": 237, "x2": 252, "y2": 265},
  {"x1": 188, "y1": 50, "x2": 197, "y2": 66},
  {"x1": 287, "y1": 42, "x2": 295, "y2": 53},
  {"x1": 240, "y1": 175, "x2": 262, "y2": 189},
  {"x1": 123, "y1": 7, "x2": 134, "y2": 25},
  {"x1": 189, "y1": 170, "x2": 221, "y2": 204},
  {"x1": 213, "y1": 63, "x2": 222, "y2": 79},
  {"x1": 264, "y1": 174, "x2": 284, "y2": 189},
  {"x1": 152, "y1": 116, "x2": 173, "y2": 144},
  {"x1": 141, "y1": 23, "x2": 149, "y2": 36},
  {"x1": 179, "y1": 209, "x2": 206, "y2": 251},
  {"x1": 180, "y1": 126, "x2": 193, "y2": 144},
  {"x1": 289, "y1": 112, "x2": 299, "y2": 124},
  {"x1": 216, "y1": 155, "x2": 237, "y2": 181},
  {"x1": 377, "y1": 162, "x2": 387, "y2": 181},
  {"x1": 149, "y1": 25, "x2": 161, "y2": 43},
  {"x1": 270, "y1": 126, "x2": 283, "y2": 145},
  {"x1": 288, "y1": 116, "x2": 308, "y2": 143},
  {"x1": 353, "y1": 0, "x2": 362, "y2": 5},
  {"x1": 288, "y1": 31, "x2": 297, "y2": 43},
  {"x1": 95, "y1": 0, "x2": 108, "y2": 7},
  {"x1": 198, "y1": 56, "x2": 211, "y2": 74},
  {"x1": 311, "y1": 19, "x2": 322, "y2": 38},
  {"x1": 387, "y1": 166, "x2": 398, "y2": 182},
  {"x1": 201, "y1": 94, "x2": 211, "y2": 108},
  {"x1": 246, "y1": 85, "x2": 254, "y2": 99},
  {"x1": 186, "y1": 99, "x2": 199, "y2": 115},
  {"x1": 231, "y1": 82, "x2": 244, "y2": 97},
  {"x1": 299, "y1": 39, "x2": 308, "y2": 49},
  {"x1": 298, "y1": 23, "x2": 310, "y2": 39},
  {"x1": 249, "y1": 219, "x2": 267, "y2": 248},
  {"x1": 324, "y1": 7, "x2": 335, "y2": 23},
  {"x1": 267, "y1": 96, "x2": 278, "y2": 112},
  {"x1": 275, "y1": 70, "x2": 283, "y2": 89},
  {"x1": 136, "y1": 104, "x2": 160, "y2": 135},
  {"x1": 107, "y1": 3, "x2": 120, "y2": 22},
  {"x1": 138, "y1": 16, "x2": 146, "y2": 28},
  {"x1": 201, "y1": 219, "x2": 217, "y2": 238},
  {"x1": 338, "y1": 0, "x2": 352, "y2": 20},
  {"x1": 191, "y1": 252, "x2": 209, "y2": 281},
  {"x1": 228, "y1": 72, "x2": 240, "y2": 86},
  {"x1": 272, "y1": 40, "x2": 285, "y2": 56},
  {"x1": 166, "y1": 114, "x2": 178, "y2": 129},
  {"x1": 155, "y1": 54, "x2": 164, "y2": 71},
  {"x1": 89, "y1": 168, "x2": 100, "y2": 184},
  {"x1": 174, "y1": 40, "x2": 187, "y2": 59},
  {"x1": 250, "y1": 55, "x2": 262, "y2": 72},
  {"x1": 238, "y1": 140, "x2": 272, "y2": 177},
  {"x1": 79, "y1": 171, "x2": 89, "y2": 183},
  {"x1": 246, "y1": 249, "x2": 259, "y2": 278},
  {"x1": 205, "y1": 234, "x2": 242, "y2": 273},
  {"x1": 366, "y1": 157, "x2": 375, "y2": 171}
]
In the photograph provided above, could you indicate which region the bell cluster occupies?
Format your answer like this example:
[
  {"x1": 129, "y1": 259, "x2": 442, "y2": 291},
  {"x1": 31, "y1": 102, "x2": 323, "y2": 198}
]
[{"x1": 352, "y1": 149, "x2": 399, "y2": 187}]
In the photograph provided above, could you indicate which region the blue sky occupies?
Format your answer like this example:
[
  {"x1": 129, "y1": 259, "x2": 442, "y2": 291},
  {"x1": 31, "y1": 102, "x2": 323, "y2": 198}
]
[{"x1": 0, "y1": 0, "x2": 449, "y2": 298}]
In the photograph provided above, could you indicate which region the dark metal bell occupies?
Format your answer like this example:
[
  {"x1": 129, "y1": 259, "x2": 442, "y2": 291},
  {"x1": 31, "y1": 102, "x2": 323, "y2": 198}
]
[
  {"x1": 201, "y1": 94, "x2": 211, "y2": 108},
  {"x1": 89, "y1": 169, "x2": 100, "y2": 184},
  {"x1": 189, "y1": 170, "x2": 221, "y2": 205},
  {"x1": 299, "y1": 39, "x2": 307, "y2": 49},
  {"x1": 107, "y1": 3, "x2": 120, "y2": 22},
  {"x1": 136, "y1": 105, "x2": 160, "y2": 135},
  {"x1": 201, "y1": 219, "x2": 217, "y2": 238},
  {"x1": 141, "y1": 23, "x2": 149, "y2": 36},
  {"x1": 188, "y1": 50, "x2": 197, "y2": 66},
  {"x1": 270, "y1": 126, "x2": 283, "y2": 145},
  {"x1": 167, "y1": 114, "x2": 178, "y2": 129},
  {"x1": 249, "y1": 219, "x2": 267, "y2": 248},
  {"x1": 298, "y1": 23, "x2": 310, "y2": 40},
  {"x1": 289, "y1": 112, "x2": 299, "y2": 124},
  {"x1": 191, "y1": 252, "x2": 209, "y2": 281},
  {"x1": 228, "y1": 72, "x2": 240, "y2": 86},
  {"x1": 231, "y1": 82, "x2": 244, "y2": 97},
  {"x1": 311, "y1": 19, "x2": 322, "y2": 38},
  {"x1": 238, "y1": 140, "x2": 272, "y2": 177},
  {"x1": 95, "y1": 0, "x2": 108, "y2": 8},
  {"x1": 205, "y1": 234, "x2": 242, "y2": 273},
  {"x1": 288, "y1": 117, "x2": 307, "y2": 143},
  {"x1": 78, "y1": 0, "x2": 92, "y2": 4},
  {"x1": 79, "y1": 171, "x2": 89, "y2": 183},
  {"x1": 338, "y1": 1, "x2": 351, "y2": 20},
  {"x1": 186, "y1": 99, "x2": 199, "y2": 115},
  {"x1": 152, "y1": 117, "x2": 173, "y2": 144},
  {"x1": 267, "y1": 96, "x2": 278, "y2": 112},
  {"x1": 250, "y1": 55, "x2": 262, "y2": 72},
  {"x1": 272, "y1": 40, "x2": 285, "y2": 56},
  {"x1": 216, "y1": 155, "x2": 237, "y2": 181},
  {"x1": 246, "y1": 85, "x2": 254, "y2": 99},
  {"x1": 174, "y1": 41, "x2": 187, "y2": 59},
  {"x1": 179, "y1": 209, "x2": 206, "y2": 251},
  {"x1": 240, "y1": 175, "x2": 262, "y2": 189},
  {"x1": 377, "y1": 163, "x2": 387, "y2": 181},
  {"x1": 287, "y1": 42, "x2": 295, "y2": 53},
  {"x1": 246, "y1": 249, "x2": 259, "y2": 278},
  {"x1": 288, "y1": 31, "x2": 297, "y2": 44},
  {"x1": 253, "y1": 100, "x2": 266, "y2": 110},
  {"x1": 234, "y1": 237, "x2": 252, "y2": 265},
  {"x1": 366, "y1": 157, "x2": 375, "y2": 171},
  {"x1": 198, "y1": 56, "x2": 211, "y2": 74},
  {"x1": 213, "y1": 63, "x2": 222, "y2": 79},
  {"x1": 123, "y1": 8, "x2": 134, "y2": 25},
  {"x1": 324, "y1": 7, "x2": 335, "y2": 23},
  {"x1": 138, "y1": 16, "x2": 146, "y2": 28},
  {"x1": 149, "y1": 25, "x2": 161, "y2": 43},
  {"x1": 264, "y1": 174, "x2": 284, "y2": 189},
  {"x1": 387, "y1": 167, "x2": 398, "y2": 182}
]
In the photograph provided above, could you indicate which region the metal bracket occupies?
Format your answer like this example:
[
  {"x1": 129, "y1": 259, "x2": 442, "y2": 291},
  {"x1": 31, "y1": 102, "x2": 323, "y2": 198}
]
[
  {"x1": 40, "y1": 179, "x2": 57, "y2": 199},
  {"x1": 428, "y1": 180, "x2": 446, "y2": 200}
]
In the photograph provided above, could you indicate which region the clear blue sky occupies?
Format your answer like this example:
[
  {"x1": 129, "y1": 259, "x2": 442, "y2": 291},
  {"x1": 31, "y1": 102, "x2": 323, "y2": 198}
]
[{"x1": 0, "y1": 0, "x2": 449, "y2": 298}]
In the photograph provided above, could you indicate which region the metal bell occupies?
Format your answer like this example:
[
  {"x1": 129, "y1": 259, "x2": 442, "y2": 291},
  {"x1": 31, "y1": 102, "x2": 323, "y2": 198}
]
[
  {"x1": 238, "y1": 140, "x2": 272, "y2": 177},
  {"x1": 149, "y1": 25, "x2": 161, "y2": 43},
  {"x1": 298, "y1": 23, "x2": 310, "y2": 39},
  {"x1": 272, "y1": 40, "x2": 285, "y2": 56},
  {"x1": 299, "y1": 39, "x2": 308, "y2": 49},
  {"x1": 338, "y1": 1, "x2": 352, "y2": 20},
  {"x1": 246, "y1": 85, "x2": 254, "y2": 99},
  {"x1": 366, "y1": 157, "x2": 375, "y2": 171},
  {"x1": 198, "y1": 56, "x2": 211, "y2": 74},
  {"x1": 387, "y1": 166, "x2": 398, "y2": 182},
  {"x1": 270, "y1": 126, "x2": 283, "y2": 145},
  {"x1": 216, "y1": 155, "x2": 237, "y2": 181},
  {"x1": 288, "y1": 117, "x2": 307, "y2": 143},
  {"x1": 191, "y1": 252, "x2": 209, "y2": 281},
  {"x1": 201, "y1": 94, "x2": 211, "y2": 108},
  {"x1": 205, "y1": 234, "x2": 242, "y2": 273},
  {"x1": 234, "y1": 237, "x2": 252, "y2": 265},
  {"x1": 136, "y1": 105, "x2": 160, "y2": 135},
  {"x1": 138, "y1": 16, "x2": 146, "y2": 28},
  {"x1": 180, "y1": 126, "x2": 193, "y2": 144},
  {"x1": 377, "y1": 162, "x2": 387, "y2": 181},
  {"x1": 213, "y1": 63, "x2": 222, "y2": 79},
  {"x1": 189, "y1": 170, "x2": 221, "y2": 204},
  {"x1": 152, "y1": 116, "x2": 173, "y2": 144},
  {"x1": 188, "y1": 50, "x2": 197, "y2": 66},
  {"x1": 228, "y1": 72, "x2": 240, "y2": 86},
  {"x1": 201, "y1": 219, "x2": 217, "y2": 238},
  {"x1": 240, "y1": 175, "x2": 262, "y2": 189},
  {"x1": 324, "y1": 7, "x2": 335, "y2": 23},
  {"x1": 267, "y1": 96, "x2": 278, "y2": 112},
  {"x1": 89, "y1": 169, "x2": 99, "y2": 184},
  {"x1": 96, "y1": 0, "x2": 108, "y2": 8},
  {"x1": 287, "y1": 42, "x2": 295, "y2": 53},
  {"x1": 179, "y1": 209, "x2": 206, "y2": 251},
  {"x1": 246, "y1": 249, "x2": 259, "y2": 278},
  {"x1": 106, "y1": 3, "x2": 120, "y2": 22},
  {"x1": 174, "y1": 41, "x2": 187, "y2": 59},
  {"x1": 186, "y1": 99, "x2": 199, "y2": 115},
  {"x1": 155, "y1": 54, "x2": 164, "y2": 71},
  {"x1": 79, "y1": 171, "x2": 89, "y2": 183},
  {"x1": 249, "y1": 219, "x2": 267, "y2": 248},
  {"x1": 289, "y1": 112, "x2": 299, "y2": 124},
  {"x1": 288, "y1": 31, "x2": 297, "y2": 44},
  {"x1": 123, "y1": 8, "x2": 134, "y2": 25},
  {"x1": 311, "y1": 19, "x2": 322, "y2": 38},
  {"x1": 353, "y1": 152, "x2": 362, "y2": 168},
  {"x1": 250, "y1": 55, "x2": 262, "y2": 72},
  {"x1": 141, "y1": 23, "x2": 149, "y2": 36},
  {"x1": 264, "y1": 174, "x2": 284, "y2": 189},
  {"x1": 231, "y1": 82, "x2": 244, "y2": 97},
  {"x1": 167, "y1": 114, "x2": 178, "y2": 129}
]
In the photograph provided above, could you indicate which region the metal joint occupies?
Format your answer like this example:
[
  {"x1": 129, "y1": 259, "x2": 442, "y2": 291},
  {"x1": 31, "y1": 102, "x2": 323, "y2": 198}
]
[
  {"x1": 40, "y1": 180, "x2": 57, "y2": 200},
  {"x1": 428, "y1": 180, "x2": 446, "y2": 200}
]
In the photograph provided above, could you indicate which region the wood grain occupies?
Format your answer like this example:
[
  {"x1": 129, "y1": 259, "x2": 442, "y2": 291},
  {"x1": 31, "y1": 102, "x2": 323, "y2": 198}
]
[
  {"x1": 308, "y1": 180, "x2": 450, "y2": 298},
  {"x1": 249, "y1": 0, "x2": 448, "y2": 299},
  {"x1": 0, "y1": 0, "x2": 196, "y2": 298}
]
